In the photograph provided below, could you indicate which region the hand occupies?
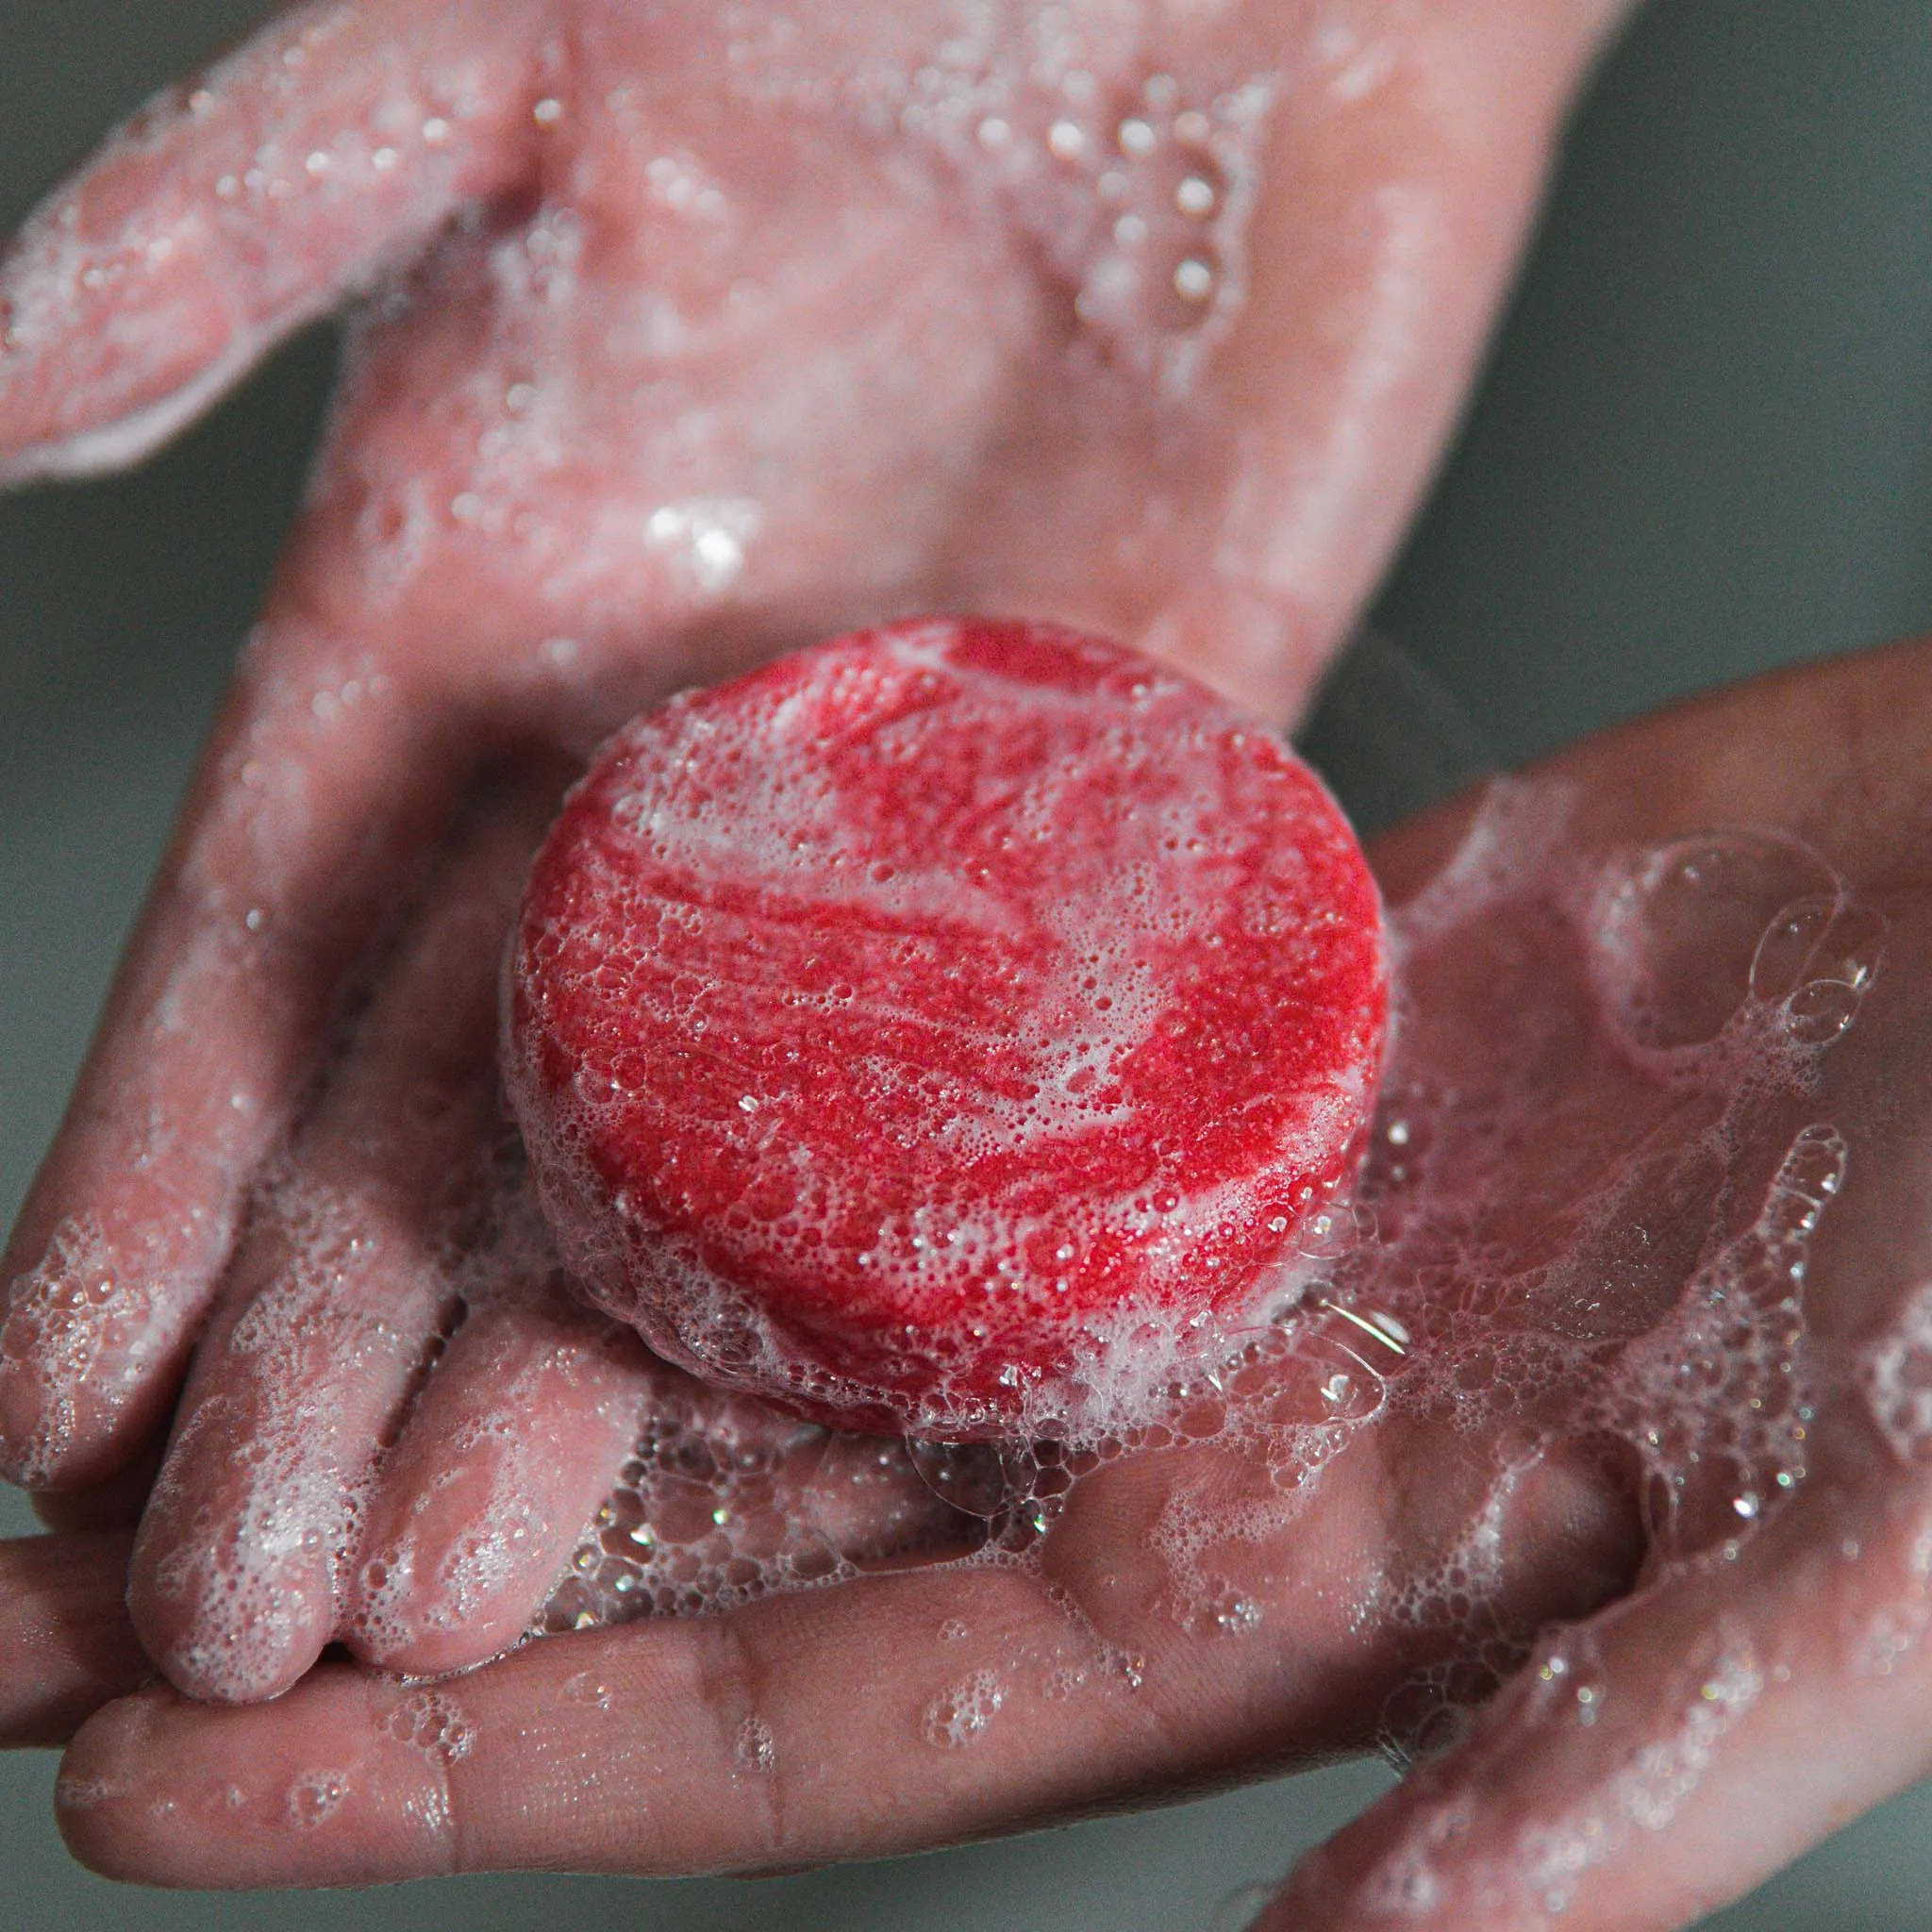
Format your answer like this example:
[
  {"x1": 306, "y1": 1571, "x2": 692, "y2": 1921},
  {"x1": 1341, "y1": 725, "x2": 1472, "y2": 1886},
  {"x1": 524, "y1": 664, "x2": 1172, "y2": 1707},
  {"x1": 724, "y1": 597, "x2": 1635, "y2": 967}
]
[
  {"x1": 0, "y1": 0, "x2": 1629, "y2": 1696},
  {"x1": 1252, "y1": 642, "x2": 1932, "y2": 1932},
  {"x1": 9, "y1": 637, "x2": 1928, "y2": 1932}
]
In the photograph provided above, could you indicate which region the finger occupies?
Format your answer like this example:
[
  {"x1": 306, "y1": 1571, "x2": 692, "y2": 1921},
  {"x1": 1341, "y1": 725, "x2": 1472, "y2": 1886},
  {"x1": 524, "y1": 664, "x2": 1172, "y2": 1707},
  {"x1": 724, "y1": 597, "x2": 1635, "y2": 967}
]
[
  {"x1": 0, "y1": 0, "x2": 534, "y2": 485},
  {"x1": 342, "y1": 1281, "x2": 659, "y2": 1679},
  {"x1": 60, "y1": 1567, "x2": 1181, "y2": 1888},
  {"x1": 354, "y1": 1307, "x2": 974, "y2": 1678},
  {"x1": 125, "y1": 792, "x2": 545, "y2": 1703},
  {"x1": 54, "y1": 1421, "x2": 1639, "y2": 1886},
  {"x1": 0, "y1": 1533, "x2": 148, "y2": 1749},
  {"x1": 1152, "y1": 0, "x2": 1630, "y2": 721},
  {"x1": 0, "y1": 621, "x2": 469, "y2": 1493},
  {"x1": 1263, "y1": 1470, "x2": 1932, "y2": 1932}
]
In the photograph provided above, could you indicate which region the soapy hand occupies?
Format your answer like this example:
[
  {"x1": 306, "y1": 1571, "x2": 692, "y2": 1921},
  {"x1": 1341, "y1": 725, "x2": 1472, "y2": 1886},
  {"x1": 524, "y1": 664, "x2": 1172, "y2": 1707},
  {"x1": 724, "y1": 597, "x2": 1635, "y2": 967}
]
[
  {"x1": 0, "y1": 0, "x2": 1629, "y2": 1696},
  {"x1": 1247, "y1": 641, "x2": 1932, "y2": 1932},
  {"x1": 16, "y1": 638, "x2": 1932, "y2": 1932}
]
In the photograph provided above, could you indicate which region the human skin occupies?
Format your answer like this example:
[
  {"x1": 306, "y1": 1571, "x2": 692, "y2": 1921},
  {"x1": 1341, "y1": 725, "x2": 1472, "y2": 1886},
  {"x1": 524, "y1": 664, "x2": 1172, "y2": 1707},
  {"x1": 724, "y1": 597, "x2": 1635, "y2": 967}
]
[{"x1": 50, "y1": 0, "x2": 1932, "y2": 1926}]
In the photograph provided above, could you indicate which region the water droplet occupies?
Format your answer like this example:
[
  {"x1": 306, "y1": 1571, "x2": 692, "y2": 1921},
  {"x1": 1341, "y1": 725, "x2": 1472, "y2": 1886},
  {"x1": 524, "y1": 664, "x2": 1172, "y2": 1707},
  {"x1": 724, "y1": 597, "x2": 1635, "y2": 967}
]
[
  {"x1": 1594, "y1": 835, "x2": 1836, "y2": 1049},
  {"x1": 734, "y1": 1715, "x2": 776, "y2": 1772},
  {"x1": 923, "y1": 1669, "x2": 1004, "y2": 1748},
  {"x1": 563, "y1": 1671, "x2": 612, "y2": 1710},
  {"x1": 1048, "y1": 120, "x2": 1089, "y2": 161},
  {"x1": 1174, "y1": 258, "x2": 1215, "y2": 302},
  {"x1": 1175, "y1": 175, "x2": 1217, "y2": 217},
  {"x1": 286, "y1": 1771, "x2": 349, "y2": 1828},
  {"x1": 1785, "y1": 978, "x2": 1859, "y2": 1043}
]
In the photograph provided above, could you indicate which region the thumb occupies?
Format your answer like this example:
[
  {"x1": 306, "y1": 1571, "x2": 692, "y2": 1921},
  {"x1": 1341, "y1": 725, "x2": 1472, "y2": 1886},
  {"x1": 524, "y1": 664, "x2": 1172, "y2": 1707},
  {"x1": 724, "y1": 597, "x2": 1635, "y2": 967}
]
[{"x1": 0, "y1": 0, "x2": 534, "y2": 486}]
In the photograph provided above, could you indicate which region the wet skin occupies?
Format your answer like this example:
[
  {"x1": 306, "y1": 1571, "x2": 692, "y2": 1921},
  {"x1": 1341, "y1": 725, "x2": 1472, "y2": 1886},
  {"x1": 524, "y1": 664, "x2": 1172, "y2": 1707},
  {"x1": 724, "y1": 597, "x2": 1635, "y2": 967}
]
[{"x1": 25, "y1": 4, "x2": 1932, "y2": 1930}]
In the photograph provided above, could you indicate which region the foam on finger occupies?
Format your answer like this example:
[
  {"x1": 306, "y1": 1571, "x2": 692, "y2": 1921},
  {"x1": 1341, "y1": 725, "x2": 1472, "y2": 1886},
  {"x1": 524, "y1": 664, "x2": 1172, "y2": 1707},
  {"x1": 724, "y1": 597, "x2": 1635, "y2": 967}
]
[
  {"x1": 0, "y1": 0, "x2": 531, "y2": 484},
  {"x1": 125, "y1": 794, "x2": 542, "y2": 1702}
]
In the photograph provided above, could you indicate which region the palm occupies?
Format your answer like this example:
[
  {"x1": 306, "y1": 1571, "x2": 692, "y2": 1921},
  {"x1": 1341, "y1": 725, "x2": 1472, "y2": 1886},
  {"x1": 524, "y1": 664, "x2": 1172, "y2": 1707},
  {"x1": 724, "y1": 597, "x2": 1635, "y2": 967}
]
[
  {"x1": 0, "y1": 0, "x2": 1609, "y2": 718},
  {"x1": 276, "y1": 0, "x2": 1335, "y2": 717}
]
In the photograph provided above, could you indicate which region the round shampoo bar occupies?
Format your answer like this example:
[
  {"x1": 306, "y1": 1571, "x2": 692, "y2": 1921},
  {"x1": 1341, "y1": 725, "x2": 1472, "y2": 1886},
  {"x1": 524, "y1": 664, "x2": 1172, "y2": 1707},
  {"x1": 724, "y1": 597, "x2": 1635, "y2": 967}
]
[{"x1": 504, "y1": 617, "x2": 1388, "y2": 1439}]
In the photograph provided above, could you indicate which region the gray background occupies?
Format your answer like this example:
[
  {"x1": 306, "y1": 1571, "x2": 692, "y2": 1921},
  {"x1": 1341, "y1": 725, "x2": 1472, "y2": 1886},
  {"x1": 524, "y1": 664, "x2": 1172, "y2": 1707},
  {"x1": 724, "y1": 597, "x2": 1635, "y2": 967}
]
[{"x1": 6, "y1": 2, "x2": 1932, "y2": 1925}]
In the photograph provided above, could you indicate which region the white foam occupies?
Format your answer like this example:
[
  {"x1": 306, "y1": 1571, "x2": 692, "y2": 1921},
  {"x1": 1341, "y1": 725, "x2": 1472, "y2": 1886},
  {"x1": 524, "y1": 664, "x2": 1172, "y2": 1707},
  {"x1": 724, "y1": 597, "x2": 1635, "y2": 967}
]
[{"x1": 1863, "y1": 1280, "x2": 1932, "y2": 1462}]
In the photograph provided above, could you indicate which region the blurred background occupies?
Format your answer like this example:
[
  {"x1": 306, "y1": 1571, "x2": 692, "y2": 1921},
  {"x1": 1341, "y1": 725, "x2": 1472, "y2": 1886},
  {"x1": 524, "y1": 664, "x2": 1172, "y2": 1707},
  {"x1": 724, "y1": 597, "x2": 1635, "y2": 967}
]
[{"x1": 6, "y1": 2, "x2": 1932, "y2": 1926}]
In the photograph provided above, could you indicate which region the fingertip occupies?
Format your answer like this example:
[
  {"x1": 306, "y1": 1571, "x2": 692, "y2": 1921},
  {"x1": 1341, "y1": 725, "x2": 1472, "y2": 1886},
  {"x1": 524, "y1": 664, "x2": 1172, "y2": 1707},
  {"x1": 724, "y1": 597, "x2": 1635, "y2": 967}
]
[
  {"x1": 1252, "y1": 1772, "x2": 1473, "y2": 1930},
  {"x1": 0, "y1": 1208, "x2": 180, "y2": 1493},
  {"x1": 0, "y1": 266, "x2": 241, "y2": 488},
  {"x1": 341, "y1": 1483, "x2": 584, "y2": 1682},
  {"x1": 343, "y1": 1612, "x2": 531, "y2": 1683},
  {"x1": 340, "y1": 1513, "x2": 531, "y2": 1680},
  {"x1": 127, "y1": 1534, "x2": 335, "y2": 1707},
  {"x1": 0, "y1": 1366, "x2": 133, "y2": 1496},
  {"x1": 58, "y1": 1667, "x2": 458, "y2": 1889},
  {"x1": 56, "y1": 1691, "x2": 175, "y2": 1885},
  {"x1": 137, "y1": 1628, "x2": 328, "y2": 1709},
  {"x1": 0, "y1": 1382, "x2": 58, "y2": 1492},
  {"x1": 27, "y1": 1438, "x2": 164, "y2": 1532},
  {"x1": 0, "y1": 0, "x2": 534, "y2": 488},
  {"x1": 341, "y1": 1304, "x2": 654, "y2": 1682},
  {"x1": 1139, "y1": 577, "x2": 1337, "y2": 728}
]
